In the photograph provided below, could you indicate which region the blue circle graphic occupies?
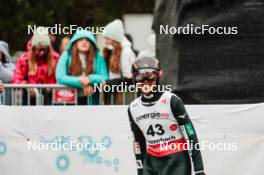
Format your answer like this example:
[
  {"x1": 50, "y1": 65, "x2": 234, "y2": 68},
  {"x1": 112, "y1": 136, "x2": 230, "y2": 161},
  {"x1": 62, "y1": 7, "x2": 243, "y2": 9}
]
[
  {"x1": 113, "y1": 158, "x2": 119, "y2": 165},
  {"x1": 79, "y1": 136, "x2": 100, "y2": 159},
  {"x1": 96, "y1": 156, "x2": 103, "y2": 164},
  {"x1": 0, "y1": 142, "x2": 7, "y2": 155},
  {"x1": 56, "y1": 154, "x2": 70, "y2": 171},
  {"x1": 101, "y1": 136, "x2": 112, "y2": 149},
  {"x1": 86, "y1": 148, "x2": 99, "y2": 158}
]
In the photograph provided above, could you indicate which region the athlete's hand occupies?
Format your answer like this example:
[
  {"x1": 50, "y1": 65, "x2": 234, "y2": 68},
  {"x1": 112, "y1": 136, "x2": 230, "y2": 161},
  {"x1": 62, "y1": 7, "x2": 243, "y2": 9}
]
[{"x1": 80, "y1": 76, "x2": 89, "y2": 86}]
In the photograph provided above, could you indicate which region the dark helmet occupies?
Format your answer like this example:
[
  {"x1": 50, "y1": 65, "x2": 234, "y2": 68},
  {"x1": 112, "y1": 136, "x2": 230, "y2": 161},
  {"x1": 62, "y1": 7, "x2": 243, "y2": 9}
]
[{"x1": 131, "y1": 57, "x2": 162, "y2": 82}]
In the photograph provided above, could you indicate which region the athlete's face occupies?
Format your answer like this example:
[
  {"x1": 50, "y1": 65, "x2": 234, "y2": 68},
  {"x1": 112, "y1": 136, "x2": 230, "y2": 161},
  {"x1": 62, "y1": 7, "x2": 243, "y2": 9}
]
[{"x1": 136, "y1": 72, "x2": 158, "y2": 95}]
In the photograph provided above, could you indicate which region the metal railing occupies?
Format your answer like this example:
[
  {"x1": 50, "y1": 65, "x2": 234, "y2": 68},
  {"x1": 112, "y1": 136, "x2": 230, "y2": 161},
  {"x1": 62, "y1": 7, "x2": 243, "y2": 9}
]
[{"x1": 0, "y1": 84, "x2": 137, "y2": 106}]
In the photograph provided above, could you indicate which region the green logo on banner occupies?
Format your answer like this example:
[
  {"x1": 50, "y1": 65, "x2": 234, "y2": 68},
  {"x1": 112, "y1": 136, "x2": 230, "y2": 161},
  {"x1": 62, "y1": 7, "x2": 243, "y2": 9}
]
[{"x1": 185, "y1": 123, "x2": 195, "y2": 136}]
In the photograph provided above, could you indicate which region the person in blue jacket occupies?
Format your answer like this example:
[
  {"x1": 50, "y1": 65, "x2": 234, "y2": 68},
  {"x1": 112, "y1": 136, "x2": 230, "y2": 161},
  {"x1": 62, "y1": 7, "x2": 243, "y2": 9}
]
[{"x1": 56, "y1": 29, "x2": 108, "y2": 105}]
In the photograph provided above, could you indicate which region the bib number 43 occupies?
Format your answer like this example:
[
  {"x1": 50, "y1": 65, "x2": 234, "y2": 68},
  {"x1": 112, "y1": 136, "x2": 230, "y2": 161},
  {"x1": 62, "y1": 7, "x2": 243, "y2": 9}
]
[{"x1": 147, "y1": 124, "x2": 165, "y2": 136}]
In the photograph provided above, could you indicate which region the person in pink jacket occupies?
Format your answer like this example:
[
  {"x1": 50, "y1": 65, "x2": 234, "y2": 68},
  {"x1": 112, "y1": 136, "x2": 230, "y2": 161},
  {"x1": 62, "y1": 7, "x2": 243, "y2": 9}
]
[
  {"x1": 13, "y1": 27, "x2": 59, "y2": 84},
  {"x1": 12, "y1": 27, "x2": 59, "y2": 105}
]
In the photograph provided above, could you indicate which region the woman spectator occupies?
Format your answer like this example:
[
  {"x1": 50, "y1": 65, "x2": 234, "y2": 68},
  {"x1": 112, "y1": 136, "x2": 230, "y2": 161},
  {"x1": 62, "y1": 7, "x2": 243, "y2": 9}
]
[
  {"x1": 102, "y1": 19, "x2": 136, "y2": 104},
  {"x1": 56, "y1": 29, "x2": 108, "y2": 105},
  {"x1": 0, "y1": 41, "x2": 15, "y2": 83},
  {"x1": 12, "y1": 27, "x2": 59, "y2": 105},
  {"x1": 0, "y1": 41, "x2": 15, "y2": 105}
]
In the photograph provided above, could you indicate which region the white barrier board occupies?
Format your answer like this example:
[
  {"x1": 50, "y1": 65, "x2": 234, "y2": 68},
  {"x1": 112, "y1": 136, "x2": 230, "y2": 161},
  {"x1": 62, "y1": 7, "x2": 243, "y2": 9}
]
[
  {"x1": 0, "y1": 106, "x2": 137, "y2": 175},
  {"x1": 1, "y1": 104, "x2": 264, "y2": 175}
]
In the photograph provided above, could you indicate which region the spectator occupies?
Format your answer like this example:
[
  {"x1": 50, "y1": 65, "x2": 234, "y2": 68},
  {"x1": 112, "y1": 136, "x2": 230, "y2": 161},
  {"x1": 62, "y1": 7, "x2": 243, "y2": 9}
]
[
  {"x1": 0, "y1": 41, "x2": 15, "y2": 104},
  {"x1": 56, "y1": 29, "x2": 108, "y2": 105},
  {"x1": 0, "y1": 41, "x2": 15, "y2": 83},
  {"x1": 49, "y1": 34, "x2": 60, "y2": 53},
  {"x1": 102, "y1": 19, "x2": 136, "y2": 104},
  {"x1": 59, "y1": 36, "x2": 70, "y2": 54},
  {"x1": 12, "y1": 27, "x2": 59, "y2": 105}
]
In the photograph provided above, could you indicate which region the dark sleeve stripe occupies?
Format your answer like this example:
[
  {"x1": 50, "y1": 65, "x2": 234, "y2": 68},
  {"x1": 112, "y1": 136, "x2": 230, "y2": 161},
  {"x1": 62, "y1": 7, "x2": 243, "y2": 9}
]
[
  {"x1": 170, "y1": 95, "x2": 205, "y2": 172},
  {"x1": 128, "y1": 106, "x2": 146, "y2": 174}
]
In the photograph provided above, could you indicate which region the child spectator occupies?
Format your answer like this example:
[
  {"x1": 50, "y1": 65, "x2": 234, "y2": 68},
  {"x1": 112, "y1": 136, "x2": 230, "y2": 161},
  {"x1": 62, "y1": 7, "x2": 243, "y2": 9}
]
[
  {"x1": 13, "y1": 27, "x2": 59, "y2": 84},
  {"x1": 102, "y1": 19, "x2": 136, "y2": 104},
  {"x1": 0, "y1": 41, "x2": 15, "y2": 83},
  {"x1": 12, "y1": 27, "x2": 59, "y2": 105},
  {"x1": 0, "y1": 41, "x2": 15, "y2": 104},
  {"x1": 56, "y1": 29, "x2": 108, "y2": 105}
]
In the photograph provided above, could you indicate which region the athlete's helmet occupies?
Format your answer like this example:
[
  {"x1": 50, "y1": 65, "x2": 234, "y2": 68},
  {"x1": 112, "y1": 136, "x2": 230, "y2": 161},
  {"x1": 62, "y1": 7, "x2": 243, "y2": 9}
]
[{"x1": 131, "y1": 57, "x2": 162, "y2": 82}]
